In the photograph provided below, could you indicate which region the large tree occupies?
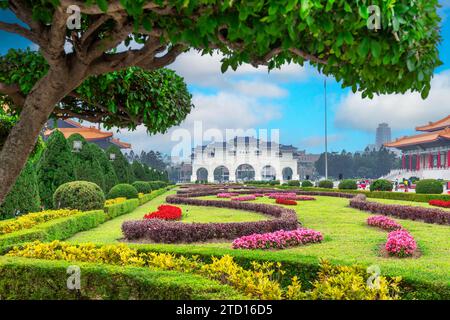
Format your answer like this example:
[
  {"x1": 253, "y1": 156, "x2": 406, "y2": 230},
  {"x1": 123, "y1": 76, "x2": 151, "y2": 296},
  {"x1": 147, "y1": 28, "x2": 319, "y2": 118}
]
[{"x1": 0, "y1": 0, "x2": 442, "y2": 204}]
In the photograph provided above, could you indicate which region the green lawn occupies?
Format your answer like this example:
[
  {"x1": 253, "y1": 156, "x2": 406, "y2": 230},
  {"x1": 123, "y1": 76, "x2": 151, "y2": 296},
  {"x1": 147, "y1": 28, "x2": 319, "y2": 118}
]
[{"x1": 68, "y1": 190, "x2": 450, "y2": 289}]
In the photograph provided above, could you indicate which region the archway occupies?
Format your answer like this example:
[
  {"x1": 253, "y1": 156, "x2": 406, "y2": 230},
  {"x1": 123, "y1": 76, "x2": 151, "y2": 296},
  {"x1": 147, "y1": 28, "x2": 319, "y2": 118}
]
[
  {"x1": 196, "y1": 167, "x2": 208, "y2": 182},
  {"x1": 235, "y1": 164, "x2": 255, "y2": 181},
  {"x1": 261, "y1": 165, "x2": 277, "y2": 181},
  {"x1": 282, "y1": 167, "x2": 294, "y2": 181},
  {"x1": 214, "y1": 166, "x2": 230, "y2": 182}
]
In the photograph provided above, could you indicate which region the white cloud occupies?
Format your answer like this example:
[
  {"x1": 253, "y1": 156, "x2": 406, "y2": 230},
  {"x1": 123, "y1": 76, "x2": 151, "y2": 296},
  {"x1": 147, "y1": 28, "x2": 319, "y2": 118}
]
[
  {"x1": 335, "y1": 70, "x2": 450, "y2": 131},
  {"x1": 112, "y1": 91, "x2": 282, "y2": 155}
]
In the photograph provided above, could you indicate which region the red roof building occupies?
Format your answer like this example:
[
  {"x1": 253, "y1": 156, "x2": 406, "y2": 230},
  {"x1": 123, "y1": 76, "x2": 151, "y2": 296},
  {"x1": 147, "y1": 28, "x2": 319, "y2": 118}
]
[
  {"x1": 384, "y1": 115, "x2": 450, "y2": 173},
  {"x1": 43, "y1": 119, "x2": 131, "y2": 150}
]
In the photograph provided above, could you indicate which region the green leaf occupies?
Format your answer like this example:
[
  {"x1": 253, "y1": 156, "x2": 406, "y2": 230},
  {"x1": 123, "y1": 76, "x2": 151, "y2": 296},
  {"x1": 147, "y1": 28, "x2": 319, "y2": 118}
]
[
  {"x1": 370, "y1": 40, "x2": 381, "y2": 58},
  {"x1": 96, "y1": 0, "x2": 108, "y2": 12},
  {"x1": 357, "y1": 38, "x2": 370, "y2": 58}
]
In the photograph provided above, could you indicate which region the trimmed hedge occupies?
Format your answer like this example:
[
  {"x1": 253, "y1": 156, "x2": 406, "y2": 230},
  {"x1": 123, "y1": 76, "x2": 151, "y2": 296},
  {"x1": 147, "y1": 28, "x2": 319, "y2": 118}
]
[
  {"x1": 301, "y1": 180, "x2": 314, "y2": 187},
  {"x1": 107, "y1": 183, "x2": 139, "y2": 199},
  {"x1": 415, "y1": 179, "x2": 444, "y2": 194},
  {"x1": 370, "y1": 179, "x2": 393, "y2": 192},
  {"x1": 0, "y1": 256, "x2": 243, "y2": 300},
  {"x1": 132, "y1": 181, "x2": 152, "y2": 194},
  {"x1": 104, "y1": 199, "x2": 140, "y2": 219},
  {"x1": 122, "y1": 195, "x2": 299, "y2": 243},
  {"x1": 338, "y1": 179, "x2": 357, "y2": 190},
  {"x1": 318, "y1": 180, "x2": 334, "y2": 188},
  {"x1": 53, "y1": 181, "x2": 105, "y2": 211},
  {"x1": 0, "y1": 210, "x2": 105, "y2": 248},
  {"x1": 349, "y1": 198, "x2": 450, "y2": 225}
]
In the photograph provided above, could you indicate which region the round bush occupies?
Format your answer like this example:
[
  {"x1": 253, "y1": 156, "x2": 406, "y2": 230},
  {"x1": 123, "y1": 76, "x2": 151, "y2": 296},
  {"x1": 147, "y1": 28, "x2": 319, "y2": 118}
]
[
  {"x1": 318, "y1": 180, "x2": 334, "y2": 189},
  {"x1": 370, "y1": 179, "x2": 393, "y2": 192},
  {"x1": 338, "y1": 179, "x2": 357, "y2": 190},
  {"x1": 132, "y1": 181, "x2": 152, "y2": 194},
  {"x1": 415, "y1": 179, "x2": 443, "y2": 194},
  {"x1": 53, "y1": 181, "x2": 105, "y2": 211},
  {"x1": 107, "y1": 183, "x2": 139, "y2": 199},
  {"x1": 301, "y1": 180, "x2": 314, "y2": 187},
  {"x1": 287, "y1": 180, "x2": 300, "y2": 187}
]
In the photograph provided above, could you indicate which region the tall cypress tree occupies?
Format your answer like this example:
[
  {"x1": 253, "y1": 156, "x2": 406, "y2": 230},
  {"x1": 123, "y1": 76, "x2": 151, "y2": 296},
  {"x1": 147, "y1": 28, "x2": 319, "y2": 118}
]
[
  {"x1": 67, "y1": 134, "x2": 105, "y2": 191},
  {"x1": 132, "y1": 161, "x2": 146, "y2": 181},
  {"x1": 90, "y1": 143, "x2": 118, "y2": 192},
  {"x1": 0, "y1": 161, "x2": 41, "y2": 219},
  {"x1": 106, "y1": 145, "x2": 134, "y2": 183},
  {"x1": 36, "y1": 130, "x2": 75, "y2": 208}
]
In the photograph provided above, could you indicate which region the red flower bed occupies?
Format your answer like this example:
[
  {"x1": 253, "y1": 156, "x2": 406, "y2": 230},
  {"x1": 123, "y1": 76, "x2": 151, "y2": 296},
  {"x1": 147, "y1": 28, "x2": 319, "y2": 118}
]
[
  {"x1": 144, "y1": 204, "x2": 182, "y2": 220},
  {"x1": 276, "y1": 198, "x2": 297, "y2": 205},
  {"x1": 429, "y1": 199, "x2": 450, "y2": 208}
]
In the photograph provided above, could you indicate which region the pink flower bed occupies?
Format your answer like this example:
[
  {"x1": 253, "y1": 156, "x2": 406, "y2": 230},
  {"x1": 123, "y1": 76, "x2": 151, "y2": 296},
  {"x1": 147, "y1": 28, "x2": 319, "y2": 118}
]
[
  {"x1": 385, "y1": 230, "x2": 417, "y2": 257},
  {"x1": 367, "y1": 215, "x2": 402, "y2": 231},
  {"x1": 296, "y1": 195, "x2": 316, "y2": 201},
  {"x1": 216, "y1": 193, "x2": 238, "y2": 198},
  {"x1": 231, "y1": 195, "x2": 256, "y2": 201},
  {"x1": 232, "y1": 228, "x2": 323, "y2": 250},
  {"x1": 267, "y1": 193, "x2": 298, "y2": 200},
  {"x1": 254, "y1": 193, "x2": 264, "y2": 197}
]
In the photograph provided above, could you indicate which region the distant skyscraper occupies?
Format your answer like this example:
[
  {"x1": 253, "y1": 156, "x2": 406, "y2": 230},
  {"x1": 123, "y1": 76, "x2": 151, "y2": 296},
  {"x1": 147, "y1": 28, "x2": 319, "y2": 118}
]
[{"x1": 375, "y1": 123, "x2": 392, "y2": 149}]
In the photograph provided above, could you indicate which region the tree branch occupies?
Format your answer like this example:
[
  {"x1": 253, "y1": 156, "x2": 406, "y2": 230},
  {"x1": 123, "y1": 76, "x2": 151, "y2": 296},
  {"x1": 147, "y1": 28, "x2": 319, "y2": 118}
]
[
  {"x1": 0, "y1": 82, "x2": 25, "y2": 107},
  {"x1": 0, "y1": 21, "x2": 41, "y2": 44}
]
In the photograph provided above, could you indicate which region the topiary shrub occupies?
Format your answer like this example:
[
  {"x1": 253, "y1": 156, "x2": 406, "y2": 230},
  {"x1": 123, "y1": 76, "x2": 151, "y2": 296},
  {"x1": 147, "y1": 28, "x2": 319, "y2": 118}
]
[
  {"x1": 287, "y1": 180, "x2": 300, "y2": 187},
  {"x1": 338, "y1": 179, "x2": 357, "y2": 190},
  {"x1": 132, "y1": 181, "x2": 152, "y2": 194},
  {"x1": 53, "y1": 181, "x2": 105, "y2": 211},
  {"x1": 301, "y1": 180, "x2": 314, "y2": 187},
  {"x1": 0, "y1": 161, "x2": 41, "y2": 219},
  {"x1": 107, "y1": 184, "x2": 139, "y2": 199},
  {"x1": 36, "y1": 130, "x2": 75, "y2": 208},
  {"x1": 318, "y1": 180, "x2": 334, "y2": 189},
  {"x1": 415, "y1": 179, "x2": 443, "y2": 194},
  {"x1": 370, "y1": 179, "x2": 393, "y2": 192}
]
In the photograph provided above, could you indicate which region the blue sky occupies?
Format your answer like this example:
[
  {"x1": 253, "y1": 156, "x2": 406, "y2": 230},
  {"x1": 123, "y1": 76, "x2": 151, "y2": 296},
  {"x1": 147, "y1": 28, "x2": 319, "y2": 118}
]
[{"x1": 1, "y1": 3, "x2": 450, "y2": 157}]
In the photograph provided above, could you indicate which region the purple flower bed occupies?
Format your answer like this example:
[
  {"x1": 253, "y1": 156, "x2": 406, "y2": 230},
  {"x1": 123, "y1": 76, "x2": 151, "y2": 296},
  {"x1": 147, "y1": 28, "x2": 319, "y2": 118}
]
[
  {"x1": 232, "y1": 228, "x2": 323, "y2": 250},
  {"x1": 367, "y1": 215, "x2": 402, "y2": 231},
  {"x1": 267, "y1": 193, "x2": 298, "y2": 200},
  {"x1": 231, "y1": 195, "x2": 256, "y2": 201},
  {"x1": 122, "y1": 194, "x2": 299, "y2": 243},
  {"x1": 385, "y1": 230, "x2": 417, "y2": 257},
  {"x1": 350, "y1": 198, "x2": 450, "y2": 225}
]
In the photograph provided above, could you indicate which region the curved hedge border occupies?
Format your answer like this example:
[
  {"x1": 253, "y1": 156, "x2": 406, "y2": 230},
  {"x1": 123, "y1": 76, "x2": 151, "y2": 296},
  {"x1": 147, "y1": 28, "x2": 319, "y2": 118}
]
[
  {"x1": 122, "y1": 192, "x2": 299, "y2": 243},
  {"x1": 0, "y1": 256, "x2": 242, "y2": 300},
  {"x1": 349, "y1": 198, "x2": 450, "y2": 225}
]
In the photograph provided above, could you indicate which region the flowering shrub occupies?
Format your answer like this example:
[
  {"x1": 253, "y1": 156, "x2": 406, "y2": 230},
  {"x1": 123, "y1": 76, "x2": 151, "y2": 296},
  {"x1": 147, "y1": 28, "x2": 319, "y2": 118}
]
[
  {"x1": 276, "y1": 198, "x2": 298, "y2": 206},
  {"x1": 123, "y1": 194, "x2": 299, "y2": 243},
  {"x1": 367, "y1": 215, "x2": 402, "y2": 231},
  {"x1": 349, "y1": 198, "x2": 450, "y2": 225},
  {"x1": 144, "y1": 204, "x2": 182, "y2": 220},
  {"x1": 296, "y1": 196, "x2": 316, "y2": 201},
  {"x1": 232, "y1": 228, "x2": 323, "y2": 250},
  {"x1": 105, "y1": 197, "x2": 127, "y2": 206},
  {"x1": 0, "y1": 209, "x2": 81, "y2": 235},
  {"x1": 385, "y1": 230, "x2": 417, "y2": 257},
  {"x1": 268, "y1": 193, "x2": 297, "y2": 200},
  {"x1": 7, "y1": 241, "x2": 401, "y2": 300},
  {"x1": 429, "y1": 199, "x2": 450, "y2": 208},
  {"x1": 231, "y1": 195, "x2": 256, "y2": 201},
  {"x1": 217, "y1": 193, "x2": 238, "y2": 198}
]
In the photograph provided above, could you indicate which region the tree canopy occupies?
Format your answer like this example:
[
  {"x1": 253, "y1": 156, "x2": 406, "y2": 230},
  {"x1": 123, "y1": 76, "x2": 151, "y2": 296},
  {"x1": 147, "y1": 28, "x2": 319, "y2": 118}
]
[{"x1": 0, "y1": 0, "x2": 442, "y2": 204}]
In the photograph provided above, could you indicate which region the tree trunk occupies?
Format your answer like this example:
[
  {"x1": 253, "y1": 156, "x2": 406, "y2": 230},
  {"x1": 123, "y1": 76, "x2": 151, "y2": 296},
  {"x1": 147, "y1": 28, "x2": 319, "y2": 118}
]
[{"x1": 0, "y1": 69, "x2": 71, "y2": 205}]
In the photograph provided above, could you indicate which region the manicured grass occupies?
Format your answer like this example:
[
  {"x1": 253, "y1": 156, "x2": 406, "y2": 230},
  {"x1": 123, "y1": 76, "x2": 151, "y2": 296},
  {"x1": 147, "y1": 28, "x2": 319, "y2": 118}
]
[
  {"x1": 68, "y1": 190, "x2": 268, "y2": 243},
  {"x1": 68, "y1": 191, "x2": 450, "y2": 290}
]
